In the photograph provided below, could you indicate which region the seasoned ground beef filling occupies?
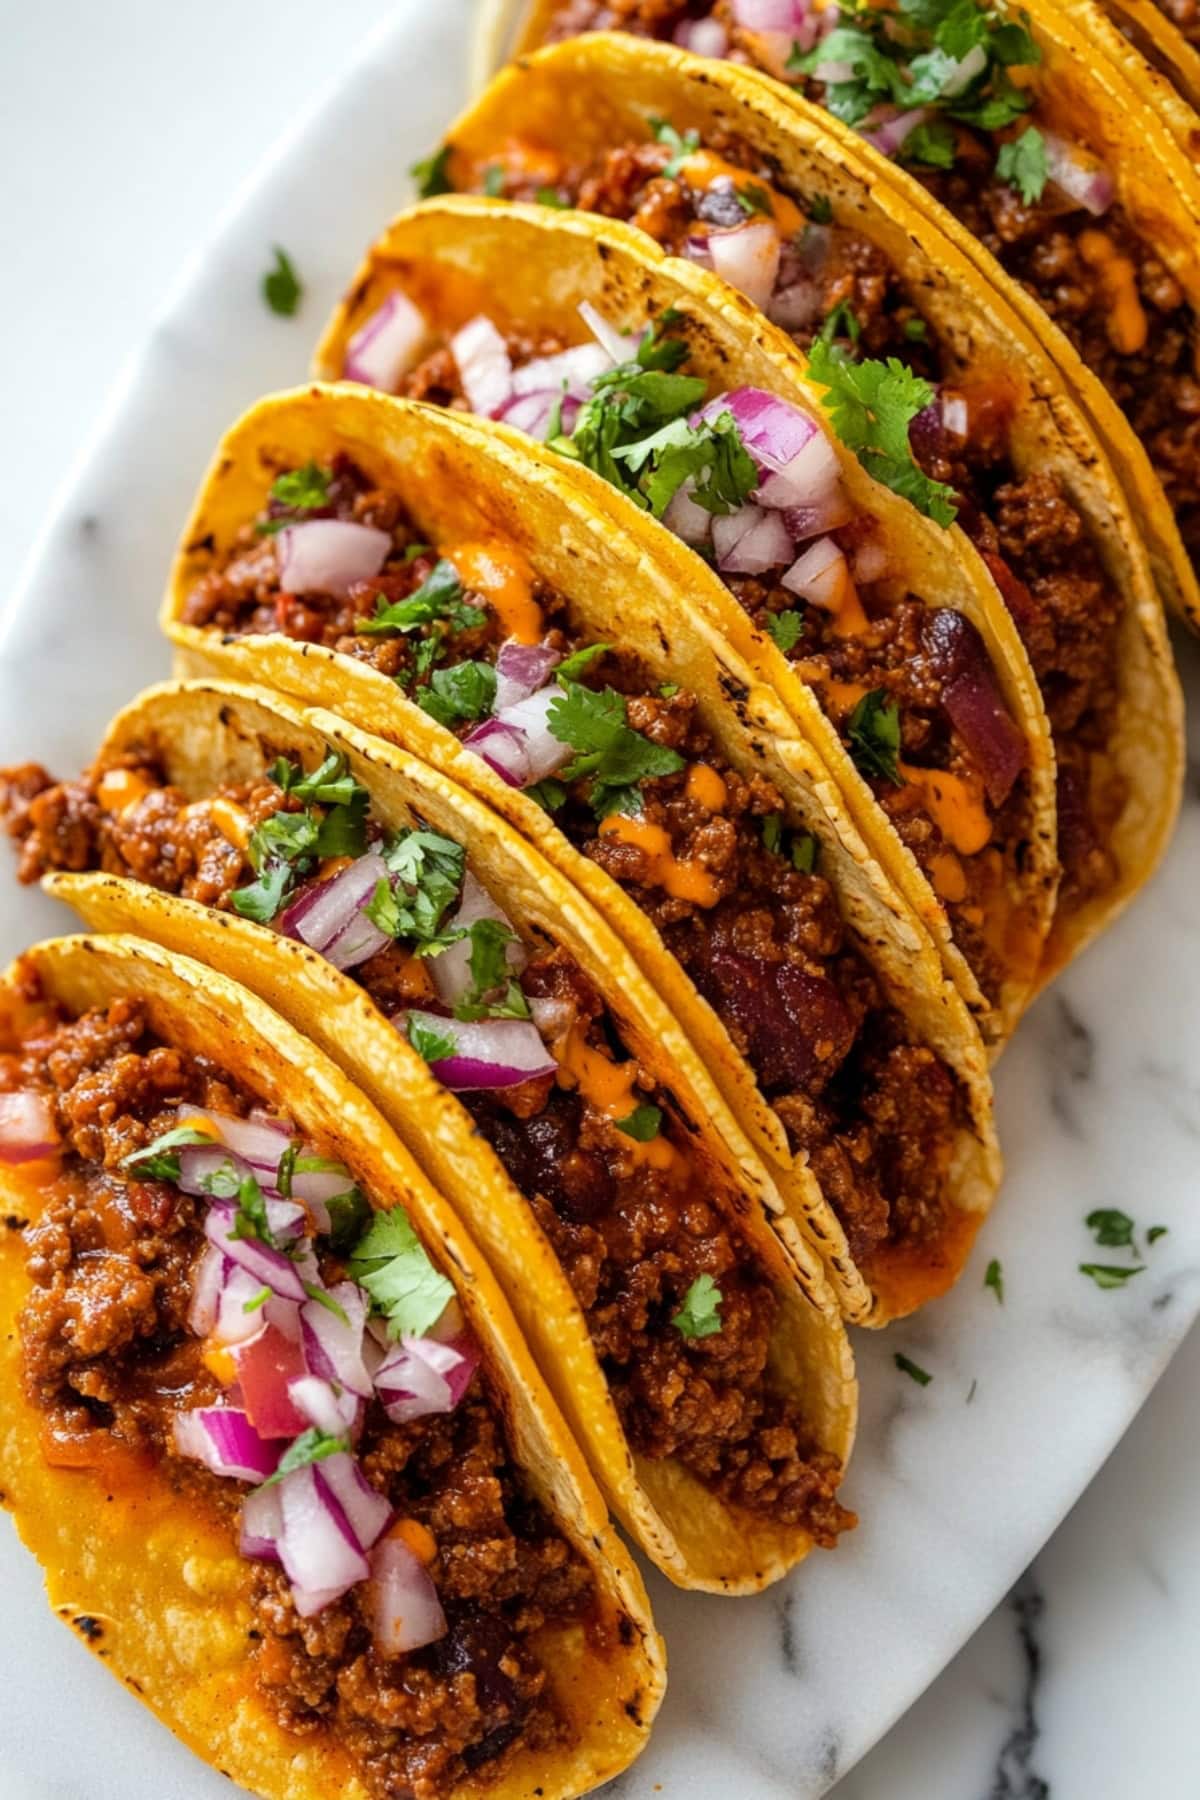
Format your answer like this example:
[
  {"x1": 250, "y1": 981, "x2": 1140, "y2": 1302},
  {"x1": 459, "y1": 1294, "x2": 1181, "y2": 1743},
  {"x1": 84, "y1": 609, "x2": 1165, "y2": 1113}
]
[
  {"x1": 0, "y1": 767, "x2": 853, "y2": 1535},
  {"x1": 473, "y1": 129, "x2": 1123, "y2": 917},
  {"x1": 3, "y1": 995, "x2": 588, "y2": 1800}
]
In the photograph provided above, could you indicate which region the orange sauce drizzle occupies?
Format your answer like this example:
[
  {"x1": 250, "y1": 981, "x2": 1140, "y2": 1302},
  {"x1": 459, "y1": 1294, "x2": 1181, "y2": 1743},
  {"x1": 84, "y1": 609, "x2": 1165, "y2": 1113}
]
[
  {"x1": 1077, "y1": 229, "x2": 1149, "y2": 355},
  {"x1": 677, "y1": 151, "x2": 805, "y2": 236},
  {"x1": 897, "y1": 762, "x2": 992, "y2": 857},
  {"x1": 598, "y1": 812, "x2": 721, "y2": 907},
  {"x1": 96, "y1": 768, "x2": 154, "y2": 813},
  {"x1": 686, "y1": 762, "x2": 728, "y2": 812},
  {"x1": 450, "y1": 539, "x2": 544, "y2": 644},
  {"x1": 552, "y1": 1025, "x2": 678, "y2": 1172}
]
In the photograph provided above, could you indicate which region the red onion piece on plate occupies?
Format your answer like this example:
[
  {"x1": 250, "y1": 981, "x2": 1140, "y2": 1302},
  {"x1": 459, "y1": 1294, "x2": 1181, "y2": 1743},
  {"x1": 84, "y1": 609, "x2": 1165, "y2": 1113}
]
[
  {"x1": 923, "y1": 608, "x2": 1027, "y2": 806},
  {"x1": 1042, "y1": 131, "x2": 1114, "y2": 215},
  {"x1": 494, "y1": 638, "x2": 562, "y2": 711},
  {"x1": 450, "y1": 314, "x2": 514, "y2": 417},
  {"x1": 0, "y1": 1090, "x2": 58, "y2": 1164},
  {"x1": 277, "y1": 520, "x2": 391, "y2": 599},
  {"x1": 405, "y1": 1010, "x2": 557, "y2": 1090},
  {"x1": 707, "y1": 220, "x2": 782, "y2": 312},
  {"x1": 712, "y1": 504, "x2": 794, "y2": 573},
  {"x1": 343, "y1": 291, "x2": 429, "y2": 390},
  {"x1": 174, "y1": 1407, "x2": 281, "y2": 1482},
  {"x1": 370, "y1": 1534, "x2": 447, "y2": 1653}
]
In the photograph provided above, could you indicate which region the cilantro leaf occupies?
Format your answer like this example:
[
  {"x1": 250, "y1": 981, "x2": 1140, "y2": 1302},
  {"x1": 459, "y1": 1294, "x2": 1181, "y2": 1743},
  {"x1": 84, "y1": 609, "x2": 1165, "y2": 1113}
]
[
  {"x1": 365, "y1": 828, "x2": 465, "y2": 948},
  {"x1": 847, "y1": 689, "x2": 903, "y2": 785},
  {"x1": 526, "y1": 777, "x2": 568, "y2": 813},
  {"x1": 671, "y1": 1273, "x2": 723, "y2": 1339},
  {"x1": 416, "y1": 660, "x2": 498, "y2": 728},
  {"x1": 122, "y1": 1125, "x2": 214, "y2": 1183},
  {"x1": 807, "y1": 338, "x2": 958, "y2": 526},
  {"x1": 791, "y1": 833, "x2": 818, "y2": 873},
  {"x1": 1085, "y1": 1208, "x2": 1137, "y2": 1251},
  {"x1": 1079, "y1": 1262, "x2": 1145, "y2": 1290},
  {"x1": 262, "y1": 247, "x2": 302, "y2": 318},
  {"x1": 902, "y1": 119, "x2": 958, "y2": 168},
  {"x1": 762, "y1": 812, "x2": 783, "y2": 855},
  {"x1": 260, "y1": 1427, "x2": 349, "y2": 1488},
  {"x1": 984, "y1": 1257, "x2": 1004, "y2": 1303},
  {"x1": 765, "y1": 609, "x2": 804, "y2": 652},
  {"x1": 546, "y1": 683, "x2": 685, "y2": 817},
  {"x1": 895, "y1": 1351, "x2": 933, "y2": 1386},
  {"x1": 411, "y1": 144, "x2": 454, "y2": 198},
  {"x1": 270, "y1": 463, "x2": 330, "y2": 513},
  {"x1": 450, "y1": 918, "x2": 531, "y2": 1022},
  {"x1": 482, "y1": 163, "x2": 505, "y2": 197},
  {"x1": 555, "y1": 641, "x2": 610, "y2": 683},
  {"x1": 227, "y1": 1170, "x2": 273, "y2": 1245},
  {"x1": 616, "y1": 1104, "x2": 663, "y2": 1142},
  {"x1": 356, "y1": 558, "x2": 483, "y2": 636},
  {"x1": 1147, "y1": 1225, "x2": 1169, "y2": 1245},
  {"x1": 536, "y1": 186, "x2": 568, "y2": 208},
  {"x1": 737, "y1": 183, "x2": 774, "y2": 217},
  {"x1": 651, "y1": 117, "x2": 700, "y2": 179},
  {"x1": 996, "y1": 126, "x2": 1048, "y2": 204},
  {"x1": 348, "y1": 1208, "x2": 455, "y2": 1338},
  {"x1": 406, "y1": 1013, "x2": 460, "y2": 1065}
]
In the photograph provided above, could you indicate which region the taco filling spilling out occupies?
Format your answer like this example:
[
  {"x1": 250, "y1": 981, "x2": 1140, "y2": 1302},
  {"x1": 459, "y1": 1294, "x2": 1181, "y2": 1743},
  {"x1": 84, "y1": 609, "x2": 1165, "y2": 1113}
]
[
  {"x1": 0, "y1": 983, "x2": 594, "y2": 1800},
  {"x1": 0, "y1": 751, "x2": 853, "y2": 1536},
  {"x1": 7, "y1": 458, "x2": 975, "y2": 1295},
  {"x1": 446, "y1": 125, "x2": 1124, "y2": 925},
  {"x1": 318, "y1": 316, "x2": 1039, "y2": 1007},
  {"x1": 512, "y1": 0, "x2": 1200, "y2": 573}
]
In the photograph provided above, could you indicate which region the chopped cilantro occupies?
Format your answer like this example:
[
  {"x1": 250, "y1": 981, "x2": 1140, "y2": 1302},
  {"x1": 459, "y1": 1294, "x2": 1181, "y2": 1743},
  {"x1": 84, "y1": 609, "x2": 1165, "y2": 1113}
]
[
  {"x1": 1085, "y1": 1208, "x2": 1136, "y2": 1251},
  {"x1": 616, "y1": 1104, "x2": 663, "y2": 1142},
  {"x1": 227, "y1": 1170, "x2": 273, "y2": 1246},
  {"x1": 903, "y1": 118, "x2": 958, "y2": 168},
  {"x1": 903, "y1": 315, "x2": 929, "y2": 341},
  {"x1": 261, "y1": 1427, "x2": 349, "y2": 1488},
  {"x1": 895, "y1": 1351, "x2": 933, "y2": 1386},
  {"x1": 356, "y1": 558, "x2": 484, "y2": 636},
  {"x1": 416, "y1": 659, "x2": 498, "y2": 728},
  {"x1": 847, "y1": 689, "x2": 903, "y2": 785},
  {"x1": 348, "y1": 1208, "x2": 455, "y2": 1338},
  {"x1": 302, "y1": 1282, "x2": 351, "y2": 1326},
  {"x1": 1147, "y1": 1225, "x2": 1169, "y2": 1245},
  {"x1": 996, "y1": 125, "x2": 1048, "y2": 203},
  {"x1": 365, "y1": 828, "x2": 466, "y2": 949},
  {"x1": 262, "y1": 247, "x2": 302, "y2": 318},
  {"x1": 659, "y1": 682, "x2": 681, "y2": 699},
  {"x1": 243, "y1": 1286, "x2": 272, "y2": 1315},
  {"x1": 526, "y1": 777, "x2": 568, "y2": 813},
  {"x1": 482, "y1": 163, "x2": 505, "y2": 197},
  {"x1": 536, "y1": 186, "x2": 569, "y2": 208},
  {"x1": 555, "y1": 641, "x2": 609, "y2": 683},
  {"x1": 791, "y1": 833, "x2": 818, "y2": 873},
  {"x1": 271, "y1": 750, "x2": 365, "y2": 811},
  {"x1": 671, "y1": 1273, "x2": 723, "y2": 1339},
  {"x1": 808, "y1": 193, "x2": 834, "y2": 224},
  {"x1": 765, "y1": 609, "x2": 804, "y2": 652},
  {"x1": 451, "y1": 918, "x2": 531, "y2": 1022},
  {"x1": 736, "y1": 183, "x2": 774, "y2": 217},
  {"x1": 984, "y1": 1257, "x2": 1004, "y2": 1303},
  {"x1": 122, "y1": 1125, "x2": 214, "y2": 1183},
  {"x1": 806, "y1": 338, "x2": 958, "y2": 527},
  {"x1": 411, "y1": 144, "x2": 454, "y2": 198},
  {"x1": 1079, "y1": 1262, "x2": 1145, "y2": 1290},
  {"x1": 547, "y1": 682, "x2": 685, "y2": 817},
  {"x1": 326, "y1": 1186, "x2": 372, "y2": 1255},
  {"x1": 762, "y1": 812, "x2": 783, "y2": 855},
  {"x1": 819, "y1": 299, "x2": 861, "y2": 348},
  {"x1": 651, "y1": 117, "x2": 700, "y2": 179},
  {"x1": 406, "y1": 1013, "x2": 460, "y2": 1065},
  {"x1": 230, "y1": 761, "x2": 367, "y2": 925},
  {"x1": 269, "y1": 463, "x2": 329, "y2": 514}
]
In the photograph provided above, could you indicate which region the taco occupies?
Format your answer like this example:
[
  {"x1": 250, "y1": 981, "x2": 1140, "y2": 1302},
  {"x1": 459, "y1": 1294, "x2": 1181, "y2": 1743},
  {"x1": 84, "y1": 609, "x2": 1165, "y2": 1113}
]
[
  {"x1": 377, "y1": 35, "x2": 1183, "y2": 998},
  {"x1": 1063, "y1": 0, "x2": 1200, "y2": 146},
  {"x1": 0, "y1": 932, "x2": 663, "y2": 1800},
  {"x1": 1, "y1": 679, "x2": 859, "y2": 1586},
  {"x1": 479, "y1": 0, "x2": 1200, "y2": 635},
  {"x1": 313, "y1": 208, "x2": 1060, "y2": 1041},
  {"x1": 144, "y1": 385, "x2": 1004, "y2": 1321}
]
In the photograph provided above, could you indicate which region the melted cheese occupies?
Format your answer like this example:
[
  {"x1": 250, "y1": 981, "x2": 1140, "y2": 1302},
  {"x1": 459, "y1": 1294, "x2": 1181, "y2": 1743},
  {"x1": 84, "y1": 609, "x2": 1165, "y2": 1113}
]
[
  {"x1": 829, "y1": 574, "x2": 871, "y2": 639},
  {"x1": 553, "y1": 1025, "x2": 678, "y2": 1172},
  {"x1": 450, "y1": 539, "x2": 544, "y2": 644},
  {"x1": 389, "y1": 1516, "x2": 438, "y2": 1565},
  {"x1": 898, "y1": 762, "x2": 992, "y2": 856},
  {"x1": 1077, "y1": 229, "x2": 1149, "y2": 355},
  {"x1": 677, "y1": 151, "x2": 805, "y2": 236},
  {"x1": 598, "y1": 811, "x2": 721, "y2": 906},
  {"x1": 929, "y1": 851, "x2": 968, "y2": 904},
  {"x1": 202, "y1": 1344, "x2": 238, "y2": 1387},
  {"x1": 686, "y1": 762, "x2": 728, "y2": 812}
]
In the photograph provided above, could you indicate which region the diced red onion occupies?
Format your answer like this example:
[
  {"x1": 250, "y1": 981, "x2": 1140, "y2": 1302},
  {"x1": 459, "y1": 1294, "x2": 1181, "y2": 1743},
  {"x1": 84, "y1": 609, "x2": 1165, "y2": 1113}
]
[
  {"x1": 779, "y1": 489, "x2": 854, "y2": 542},
  {"x1": 673, "y1": 15, "x2": 730, "y2": 55},
  {"x1": 343, "y1": 291, "x2": 429, "y2": 390},
  {"x1": 941, "y1": 393, "x2": 969, "y2": 440},
  {"x1": 369, "y1": 1536, "x2": 447, "y2": 1654},
  {"x1": 462, "y1": 718, "x2": 530, "y2": 787},
  {"x1": 277, "y1": 520, "x2": 391, "y2": 599},
  {"x1": 852, "y1": 536, "x2": 890, "y2": 584},
  {"x1": 278, "y1": 1463, "x2": 370, "y2": 1615},
  {"x1": 756, "y1": 429, "x2": 842, "y2": 511},
  {"x1": 781, "y1": 535, "x2": 850, "y2": 611},
  {"x1": 174, "y1": 1407, "x2": 280, "y2": 1483},
  {"x1": 317, "y1": 1452, "x2": 392, "y2": 1551},
  {"x1": 701, "y1": 386, "x2": 816, "y2": 474},
  {"x1": 663, "y1": 479, "x2": 714, "y2": 547},
  {"x1": 768, "y1": 281, "x2": 824, "y2": 332},
  {"x1": 923, "y1": 609, "x2": 1026, "y2": 807},
  {"x1": 301, "y1": 1282, "x2": 373, "y2": 1398},
  {"x1": 288, "y1": 1375, "x2": 361, "y2": 1436},
  {"x1": 176, "y1": 1142, "x2": 251, "y2": 1199},
  {"x1": 205, "y1": 1202, "x2": 308, "y2": 1302},
  {"x1": 279, "y1": 851, "x2": 391, "y2": 971},
  {"x1": 450, "y1": 315, "x2": 515, "y2": 418},
  {"x1": 189, "y1": 1243, "x2": 226, "y2": 1338},
  {"x1": 374, "y1": 1333, "x2": 477, "y2": 1423},
  {"x1": 0, "y1": 1090, "x2": 58, "y2": 1164},
  {"x1": 731, "y1": 0, "x2": 808, "y2": 31},
  {"x1": 711, "y1": 504, "x2": 794, "y2": 573},
  {"x1": 577, "y1": 300, "x2": 636, "y2": 366},
  {"x1": 463, "y1": 684, "x2": 572, "y2": 790},
  {"x1": 494, "y1": 639, "x2": 562, "y2": 711},
  {"x1": 512, "y1": 342, "x2": 610, "y2": 399},
  {"x1": 216, "y1": 1264, "x2": 280, "y2": 1346},
  {"x1": 1042, "y1": 131, "x2": 1114, "y2": 216},
  {"x1": 862, "y1": 105, "x2": 931, "y2": 159},
  {"x1": 940, "y1": 42, "x2": 986, "y2": 95},
  {"x1": 684, "y1": 233, "x2": 714, "y2": 273},
  {"x1": 707, "y1": 220, "x2": 782, "y2": 313},
  {"x1": 232, "y1": 1322, "x2": 312, "y2": 1438},
  {"x1": 178, "y1": 1107, "x2": 291, "y2": 1178},
  {"x1": 406, "y1": 1011, "x2": 557, "y2": 1090},
  {"x1": 528, "y1": 995, "x2": 575, "y2": 1040},
  {"x1": 240, "y1": 1483, "x2": 283, "y2": 1562},
  {"x1": 429, "y1": 871, "x2": 526, "y2": 1008},
  {"x1": 494, "y1": 389, "x2": 579, "y2": 440}
]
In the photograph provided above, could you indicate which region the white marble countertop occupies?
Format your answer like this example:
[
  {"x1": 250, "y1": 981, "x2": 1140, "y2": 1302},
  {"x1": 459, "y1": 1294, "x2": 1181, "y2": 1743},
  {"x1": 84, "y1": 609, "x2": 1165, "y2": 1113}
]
[{"x1": 3, "y1": 7, "x2": 1198, "y2": 1797}]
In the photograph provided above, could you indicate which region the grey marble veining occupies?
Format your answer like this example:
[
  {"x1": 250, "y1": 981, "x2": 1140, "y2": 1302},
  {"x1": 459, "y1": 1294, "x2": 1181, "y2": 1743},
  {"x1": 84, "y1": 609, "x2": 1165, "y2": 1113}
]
[{"x1": 1, "y1": 4, "x2": 1199, "y2": 1798}]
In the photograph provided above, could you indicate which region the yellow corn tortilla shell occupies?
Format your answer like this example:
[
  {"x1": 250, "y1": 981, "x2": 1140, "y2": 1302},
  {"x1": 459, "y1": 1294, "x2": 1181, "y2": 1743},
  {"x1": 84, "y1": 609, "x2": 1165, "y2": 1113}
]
[
  {"x1": 0, "y1": 933, "x2": 663, "y2": 1799},
  {"x1": 416, "y1": 32, "x2": 1183, "y2": 1003},
  {"x1": 1064, "y1": 0, "x2": 1200, "y2": 152},
  {"x1": 44, "y1": 678, "x2": 857, "y2": 1587},
  {"x1": 161, "y1": 387, "x2": 1002, "y2": 1321},
  {"x1": 313, "y1": 200, "x2": 1057, "y2": 1043},
  {"x1": 480, "y1": 0, "x2": 1200, "y2": 639}
]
